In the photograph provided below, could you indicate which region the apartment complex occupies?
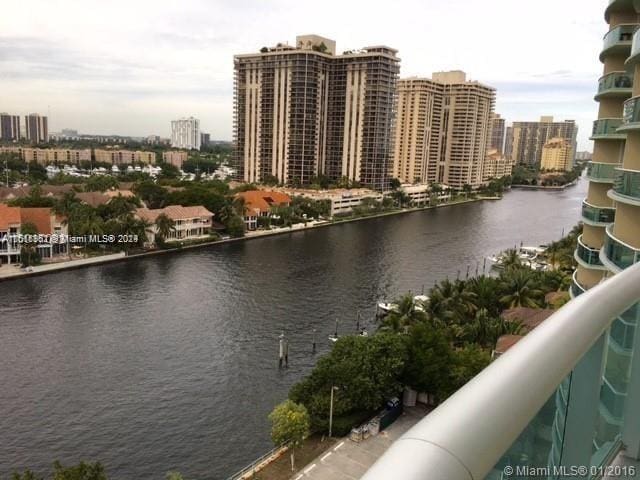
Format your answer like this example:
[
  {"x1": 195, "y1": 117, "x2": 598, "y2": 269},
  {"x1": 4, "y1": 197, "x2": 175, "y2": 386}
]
[
  {"x1": 489, "y1": 113, "x2": 506, "y2": 153},
  {"x1": 0, "y1": 113, "x2": 21, "y2": 141},
  {"x1": 94, "y1": 149, "x2": 156, "y2": 165},
  {"x1": 162, "y1": 151, "x2": 188, "y2": 168},
  {"x1": 483, "y1": 149, "x2": 514, "y2": 181},
  {"x1": 505, "y1": 116, "x2": 578, "y2": 168},
  {"x1": 233, "y1": 34, "x2": 399, "y2": 191},
  {"x1": 171, "y1": 117, "x2": 201, "y2": 150},
  {"x1": 25, "y1": 113, "x2": 48, "y2": 143},
  {"x1": 540, "y1": 137, "x2": 573, "y2": 171},
  {"x1": 0, "y1": 146, "x2": 92, "y2": 165},
  {"x1": 393, "y1": 71, "x2": 495, "y2": 189},
  {"x1": 570, "y1": 1, "x2": 640, "y2": 464}
]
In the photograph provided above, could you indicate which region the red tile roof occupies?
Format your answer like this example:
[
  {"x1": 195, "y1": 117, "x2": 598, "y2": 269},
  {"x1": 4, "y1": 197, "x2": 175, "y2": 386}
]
[
  {"x1": 495, "y1": 334, "x2": 524, "y2": 355},
  {"x1": 0, "y1": 204, "x2": 59, "y2": 234},
  {"x1": 501, "y1": 307, "x2": 554, "y2": 331},
  {"x1": 236, "y1": 190, "x2": 291, "y2": 215}
]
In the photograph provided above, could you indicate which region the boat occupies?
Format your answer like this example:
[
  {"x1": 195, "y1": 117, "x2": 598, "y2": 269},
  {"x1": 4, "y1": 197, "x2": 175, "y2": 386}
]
[{"x1": 377, "y1": 294, "x2": 429, "y2": 315}]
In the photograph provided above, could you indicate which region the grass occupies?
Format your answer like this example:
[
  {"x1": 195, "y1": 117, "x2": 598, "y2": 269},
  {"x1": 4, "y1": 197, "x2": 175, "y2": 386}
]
[{"x1": 251, "y1": 435, "x2": 336, "y2": 480}]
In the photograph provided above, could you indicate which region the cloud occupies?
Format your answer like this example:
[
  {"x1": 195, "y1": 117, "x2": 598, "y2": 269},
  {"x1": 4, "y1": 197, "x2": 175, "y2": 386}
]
[{"x1": 0, "y1": 0, "x2": 607, "y2": 148}]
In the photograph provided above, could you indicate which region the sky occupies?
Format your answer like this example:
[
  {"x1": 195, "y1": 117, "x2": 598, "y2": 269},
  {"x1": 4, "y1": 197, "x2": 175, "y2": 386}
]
[{"x1": 0, "y1": 0, "x2": 607, "y2": 150}]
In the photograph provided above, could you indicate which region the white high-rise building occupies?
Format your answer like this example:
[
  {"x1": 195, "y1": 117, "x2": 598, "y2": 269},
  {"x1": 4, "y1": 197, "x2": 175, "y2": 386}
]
[{"x1": 171, "y1": 117, "x2": 201, "y2": 150}]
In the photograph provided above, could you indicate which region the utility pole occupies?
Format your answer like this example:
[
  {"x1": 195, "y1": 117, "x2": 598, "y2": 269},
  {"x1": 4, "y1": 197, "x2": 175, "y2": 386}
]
[{"x1": 329, "y1": 386, "x2": 339, "y2": 437}]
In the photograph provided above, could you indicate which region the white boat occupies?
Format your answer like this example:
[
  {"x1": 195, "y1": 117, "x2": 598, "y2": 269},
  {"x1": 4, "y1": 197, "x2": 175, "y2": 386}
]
[
  {"x1": 377, "y1": 294, "x2": 429, "y2": 315},
  {"x1": 377, "y1": 302, "x2": 399, "y2": 314}
]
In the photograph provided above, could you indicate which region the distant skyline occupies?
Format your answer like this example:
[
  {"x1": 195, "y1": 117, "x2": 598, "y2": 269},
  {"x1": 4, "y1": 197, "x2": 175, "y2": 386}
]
[{"x1": 0, "y1": 0, "x2": 605, "y2": 150}]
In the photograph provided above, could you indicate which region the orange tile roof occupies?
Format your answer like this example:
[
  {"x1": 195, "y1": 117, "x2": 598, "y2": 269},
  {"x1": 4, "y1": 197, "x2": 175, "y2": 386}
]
[
  {"x1": 76, "y1": 192, "x2": 111, "y2": 207},
  {"x1": 0, "y1": 204, "x2": 22, "y2": 230},
  {"x1": 20, "y1": 208, "x2": 55, "y2": 235},
  {"x1": 495, "y1": 334, "x2": 524, "y2": 355},
  {"x1": 236, "y1": 190, "x2": 291, "y2": 215},
  {"x1": 0, "y1": 205, "x2": 58, "y2": 234}
]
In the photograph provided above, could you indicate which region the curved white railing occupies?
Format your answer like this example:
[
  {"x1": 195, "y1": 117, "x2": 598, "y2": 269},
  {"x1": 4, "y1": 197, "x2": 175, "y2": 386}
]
[{"x1": 362, "y1": 263, "x2": 640, "y2": 480}]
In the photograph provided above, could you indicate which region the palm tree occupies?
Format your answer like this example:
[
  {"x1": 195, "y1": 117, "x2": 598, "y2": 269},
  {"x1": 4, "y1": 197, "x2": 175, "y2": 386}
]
[
  {"x1": 155, "y1": 213, "x2": 175, "y2": 245},
  {"x1": 500, "y1": 249, "x2": 522, "y2": 270},
  {"x1": 499, "y1": 269, "x2": 544, "y2": 308},
  {"x1": 465, "y1": 276, "x2": 502, "y2": 317},
  {"x1": 379, "y1": 294, "x2": 427, "y2": 333},
  {"x1": 19, "y1": 222, "x2": 39, "y2": 267}
]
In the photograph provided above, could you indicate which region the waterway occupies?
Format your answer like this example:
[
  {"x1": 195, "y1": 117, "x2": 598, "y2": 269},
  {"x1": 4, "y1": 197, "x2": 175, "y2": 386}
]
[{"x1": 0, "y1": 178, "x2": 587, "y2": 479}]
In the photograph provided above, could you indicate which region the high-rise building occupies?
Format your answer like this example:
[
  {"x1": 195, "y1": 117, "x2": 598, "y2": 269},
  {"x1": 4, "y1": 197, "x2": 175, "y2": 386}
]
[
  {"x1": 233, "y1": 35, "x2": 400, "y2": 191},
  {"x1": 489, "y1": 113, "x2": 506, "y2": 153},
  {"x1": 25, "y1": 113, "x2": 48, "y2": 143},
  {"x1": 171, "y1": 117, "x2": 201, "y2": 150},
  {"x1": 393, "y1": 71, "x2": 495, "y2": 189},
  {"x1": 504, "y1": 116, "x2": 578, "y2": 168},
  {"x1": 570, "y1": 1, "x2": 640, "y2": 463},
  {"x1": 540, "y1": 137, "x2": 573, "y2": 171},
  {"x1": 0, "y1": 113, "x2": 21, "y2": 141}
]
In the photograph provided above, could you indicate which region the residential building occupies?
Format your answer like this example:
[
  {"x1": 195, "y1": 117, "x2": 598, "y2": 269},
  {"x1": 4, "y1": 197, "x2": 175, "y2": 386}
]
[
  {"x1": 200, "y1": 132, "x2": 211, "y2": 147},
  {"x1": 0, "y1": 113, "x2": 21, "y2": 141},
  {"x1": 483, "y1": 149, "x2": 514, "y2": 181},
  {"x1": 540, "y1": 137, "x2": 573, "y2": 171},
  {"x1": 233, "y1": 35, "x2": 399, "y2": 191},
  {"x1": 235, "y1": 190, "x2": 291, "y2": 230},
  {"x1": 393, "y1": 78, "x2": 443, "y2": 184},
  {"x1": 135, "y1": 205, "x2": 213, "y2": 245},
  {"x1": 570, "y1": 0, "x2": 640, "y2": 468},
  {"x1": 0, "y1": 204, "x2": 68, "y2": 265},
  {"x1": 489, "y1": 113, "x2": 506, "y2": 153},
  {"x1": 575, "y1": 150, "x2": 593, "y2": 162},
  {"x1": 25, "y1": 113, "x2": 48, "y2": 143},
  {"x1": 0, "y1": 146, "x2": 91, "y2": 165},
  {"x1": 505, "y1": 116, "x2": 578, "y2": 167},
  {"x1": 162, "y1": 151, "x2": 188, "y2": 169},
  {"x1": 393, "y1": 71, "x2": 495, "y2": 189},
  {"x1": 171, "y1": 117, "x2": 201, "y2": 150},
  {"x1": 277, "y1": 187, "x2": 382, "y2": 217},
  {"x1": 94, "y1": 149, "x2": 156, "y2": 165}
]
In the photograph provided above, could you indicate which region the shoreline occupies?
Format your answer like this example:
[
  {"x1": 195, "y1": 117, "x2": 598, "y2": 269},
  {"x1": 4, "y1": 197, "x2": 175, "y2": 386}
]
[
  {"x1": 0, "y1": 196, "x2": 494, "y2": 283},
  {"x1": 510, "y1": 179, "x2": 578, "y2": 191}
]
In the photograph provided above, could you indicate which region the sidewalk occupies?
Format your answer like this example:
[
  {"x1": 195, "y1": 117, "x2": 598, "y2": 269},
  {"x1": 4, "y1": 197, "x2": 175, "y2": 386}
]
[
  {"x1": 0, "y1": 252, "x2": 126, "y2": 280},
  {"x1": 290, "y1": 405, "x2": 430, "y2": 480}
]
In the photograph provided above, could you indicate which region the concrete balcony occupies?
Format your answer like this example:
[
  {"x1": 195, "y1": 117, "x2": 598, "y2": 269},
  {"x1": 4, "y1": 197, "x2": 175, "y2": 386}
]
[
  {"x1": 575, "y1": 235, "x2": 607, "y2": 270},
  {"x1": 610, "y1": 168, "x2": 640, "y2": 206},
  {"x1": 582, "y1": 199, "x2": 616, "y2": 226},
  {"x1": 596, "y1": 71, "x2": 633, "y2": 100},
  {"x1": 592, "y1": 118, "x2": 626, "y2": 140},
  {"x1": 587, "y1": 161, "x2": 622, "y2": 183},
  {"x1": 602, "y1": 224, "x2": 640, "y2": 272},
  {"x1": 601, "y1": 24, "x2": 638, "y2": 62}
]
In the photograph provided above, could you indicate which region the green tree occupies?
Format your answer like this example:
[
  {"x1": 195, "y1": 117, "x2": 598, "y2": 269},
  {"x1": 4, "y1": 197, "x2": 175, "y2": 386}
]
[
  {"x1": 155, "y1": 213, "x2": 175, "y2": 245},
  {"x1": 389, "y1": 178, "x2": 401, "y2": 190},
  {"x1": 499, "y1": 269, "x2": 544, "y2": 308},
  {"x1": 441, "y1": 344, "x2": 491, "y2": 399},
  {"x1": 165, "y1": 472, "x2": 184, "y2": 480},
  {"x1": 11, "y1": 469, "x2": 42, "y2": 480},
  {"x1": 402, "y1": 323, "x2": 453, "y2": 401},
  {"x1": 52, "y1": 461, "x2": 107, "y2": 480},
  {"x1": 20, "y1": 222, "x2": 40, "y2": 267},
  {"x1": 379, "y1": 294, "x2": 427, "y2": 333},
  {"x1": 268, "y1": 400, "x2": 311, "y2": 470},
  {"x1": 226, "y1": 215, "x2": 245, "y2": 237}
]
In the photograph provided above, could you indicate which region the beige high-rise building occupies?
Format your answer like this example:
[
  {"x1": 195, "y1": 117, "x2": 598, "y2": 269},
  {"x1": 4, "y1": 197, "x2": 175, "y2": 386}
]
[
  {"x1": 392, "y1": 71, "x2": 495, "y2": 189},
  {"x1": 569, "y1": 0, "x2": 640, "y2": 458},
  {"x1": 505, "y1": 116, "x2": 578, "y2": 167},
  {"x1": 233, "y1": 35, "x2": 400, "y2": 191},
  {"x1": 393, "y1": 78, "x2": 442, "y2": 184},
  {"x1": 540, "y1": 137, "x2": 573, "y2": 171},
  {"x1": 483, "y1": 149, "x2": 514, "y2": 181}
]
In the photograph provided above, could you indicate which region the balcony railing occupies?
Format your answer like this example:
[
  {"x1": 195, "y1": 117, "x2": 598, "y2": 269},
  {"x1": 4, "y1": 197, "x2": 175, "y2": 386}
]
[
  {"x1": 591, "y1": 118, "x2": 626, "y2": 140},
  {"x1": 610, "y1": 306, "x2": 638, "y2": 352},
  {"x1": 603, "y1": 225, "x2": 640, "y2": 272},
  {"x1": 601, "y1": 24, "x2": 638, "y2": 61},
  {"x1": 570, "y1": 270, "x2": 587, "y2": 298},
  {"x1": 596, "y1": 71, "x2": 633, "y2": 99},
  {"x1": 628, "y1": 27, "x2": 640, "y2": 65},
  {"x1": 586, "y1": 161, "x2": 621, "y2": 182},
  {"x1": 576, "y1": 235, "x2": 604, "y2": 267},
  {"x1": 612, "y1": 168, "x2": 640, "y2": 203},
  {"x1": 361, "y1": 264, "x2": 640, "y2": 480},
  {"x1": 581, "y1": 199, "x2": 616, "y2": 226},
  {"x1": 621, "y1": 96, "x2": 640, "y2": 131}
]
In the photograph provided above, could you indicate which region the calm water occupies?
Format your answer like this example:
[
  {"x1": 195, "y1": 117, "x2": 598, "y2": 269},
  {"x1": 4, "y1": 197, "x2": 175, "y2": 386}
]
[{"x1": 0, "y1": 180, "x2": 586, "y2": 479}]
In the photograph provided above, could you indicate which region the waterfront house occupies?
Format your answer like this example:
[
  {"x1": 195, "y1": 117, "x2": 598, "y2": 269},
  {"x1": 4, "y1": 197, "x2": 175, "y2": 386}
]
[
  {"x1": 235, "y1": 190, "x2": 291, "y2": 230},
  {"x1": 135, "y1": 205, "x2": 214, "y2": 246},
  {"x1": 0, "y1": 204, "x2": 68, "y2": 265}
]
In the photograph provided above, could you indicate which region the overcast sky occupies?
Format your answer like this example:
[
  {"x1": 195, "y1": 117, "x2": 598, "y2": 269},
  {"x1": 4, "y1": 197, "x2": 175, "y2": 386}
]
[{"x1": 0, "y1": 0, "x2": 606, "y2": 150}]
